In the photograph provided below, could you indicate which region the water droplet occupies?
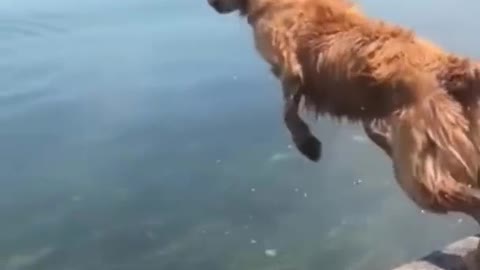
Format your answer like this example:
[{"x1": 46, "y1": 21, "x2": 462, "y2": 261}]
[
  {"x1": 270, "y1": 153, "x2": 290, "y2": 162},
  {"x1": 354, "y1": 179, "x2": 363, "y2": 185},
  {"x1": 251, "y1": 188, "x2": 256, "y2": 192},
  {"x1": 265, "y1": 249, "x2": 277, "y2": 257},
  {"x1": 420, "y1": 210, "x2": 426, "y2": 214},
  {"x1": 457, "y1": 218, "x2": 463, "y2": 224},
  {"x1": 216, "y1": 160, "x2": 221, "y2": 164},
  {"x1": 304, "y1": 192, "x2": 308, "y2": 198},
  {"x1": 250, "y1": 239, "x2": 257, "y2": 244},
  {"x1": 352, "y1": 135, "x2": 367, "y2": 143},
  {"x1": 294, "y1": 188, "x2": 299, "y2": 192}
]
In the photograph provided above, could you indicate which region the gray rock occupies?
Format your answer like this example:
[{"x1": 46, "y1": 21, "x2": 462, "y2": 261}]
[{"x1": 393, "y1": 235, "x2": 480, "y2": 270}]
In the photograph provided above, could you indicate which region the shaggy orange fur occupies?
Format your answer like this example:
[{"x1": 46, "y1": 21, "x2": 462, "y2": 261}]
[{"x1": 207, "y1": 0, "x2": 480, "y2": 257}]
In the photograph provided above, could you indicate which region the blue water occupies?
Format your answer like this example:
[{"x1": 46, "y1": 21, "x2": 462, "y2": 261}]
[{"x1": 0, "y1": 0, "x2": 479, "y2": 269}]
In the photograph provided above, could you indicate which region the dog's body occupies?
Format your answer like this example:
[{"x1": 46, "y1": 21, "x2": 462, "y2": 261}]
[{"x1": 208, "y1": 0, "x2": 480, "y2": 261}]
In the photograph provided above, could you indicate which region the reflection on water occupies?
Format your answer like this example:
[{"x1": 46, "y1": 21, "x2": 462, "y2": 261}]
[{"x1": 0, "y1": 0, "x2": 479, "y2": 269}]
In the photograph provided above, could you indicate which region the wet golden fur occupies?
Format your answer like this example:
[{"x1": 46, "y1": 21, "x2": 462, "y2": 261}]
[{"x1": 207, "y1": 0, "x2": 480, "y2": 218}]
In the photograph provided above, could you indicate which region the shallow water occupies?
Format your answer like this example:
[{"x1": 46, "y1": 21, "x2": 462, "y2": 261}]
[{"x1": 0, "y1": 0, "x2": 479, "y2": 269}]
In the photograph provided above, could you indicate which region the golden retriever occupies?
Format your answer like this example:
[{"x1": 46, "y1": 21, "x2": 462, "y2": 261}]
[{"x1": 207, "y1": 0, "x2": 480, "y2": 262}]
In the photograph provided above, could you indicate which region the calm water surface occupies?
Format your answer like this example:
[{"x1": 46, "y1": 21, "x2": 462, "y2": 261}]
[{"x1": 1, "y1": 0, "x2": 480, "y2": 269}]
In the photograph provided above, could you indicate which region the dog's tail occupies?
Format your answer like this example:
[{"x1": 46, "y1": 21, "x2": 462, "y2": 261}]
[{"x1": 390, "y1": 73, "x2": 480, "y2": 213}]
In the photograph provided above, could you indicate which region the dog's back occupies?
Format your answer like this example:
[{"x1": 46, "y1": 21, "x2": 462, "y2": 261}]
[{"x1": 249, "y1": 0, "x2": 453, "y2": 118}]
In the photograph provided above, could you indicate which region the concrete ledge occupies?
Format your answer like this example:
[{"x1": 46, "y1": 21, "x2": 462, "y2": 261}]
[{"x1": 393, "y1": 235, "x2": 480, "y2": 270}]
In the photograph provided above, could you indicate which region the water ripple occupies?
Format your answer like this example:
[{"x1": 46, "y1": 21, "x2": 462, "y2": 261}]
[{"x1": 0, "y1": 17, "x2": 67, "y2": 39}]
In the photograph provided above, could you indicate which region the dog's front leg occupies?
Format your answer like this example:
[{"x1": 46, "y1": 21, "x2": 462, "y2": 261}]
[
  {"x1": 362, "y1": 119, "x2": 392, "y2": 157},
  {"x1": 281, "y1": 76, "x2": 322, "y2": 162}
]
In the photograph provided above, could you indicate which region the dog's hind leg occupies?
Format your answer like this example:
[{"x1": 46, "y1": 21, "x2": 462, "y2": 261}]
[
  {"x1": 281, "y1": 76, "x2": 322, "y2": 162},
  {"x1": 362, "y1": 119, "x2": 392, "y2": 157}
]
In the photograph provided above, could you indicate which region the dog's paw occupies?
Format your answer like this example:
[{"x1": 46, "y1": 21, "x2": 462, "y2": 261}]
[{"x1": 296, "y1": 136, "x2": 322, "y2": 162}]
